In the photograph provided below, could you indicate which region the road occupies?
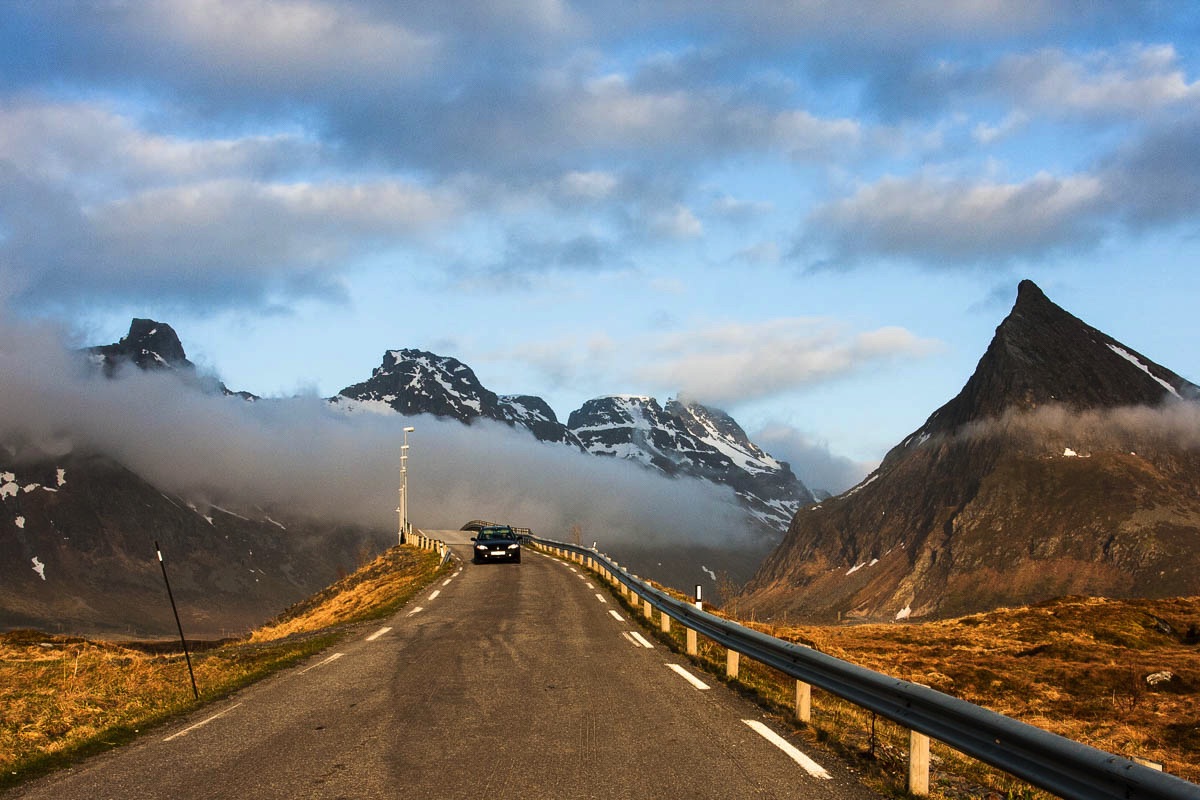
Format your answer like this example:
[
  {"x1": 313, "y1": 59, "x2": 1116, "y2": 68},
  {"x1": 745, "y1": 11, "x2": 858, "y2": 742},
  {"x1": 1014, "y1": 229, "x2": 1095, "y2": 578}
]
[{"x1": 6, "y1": 536, "x2": 880, "y2": 799}]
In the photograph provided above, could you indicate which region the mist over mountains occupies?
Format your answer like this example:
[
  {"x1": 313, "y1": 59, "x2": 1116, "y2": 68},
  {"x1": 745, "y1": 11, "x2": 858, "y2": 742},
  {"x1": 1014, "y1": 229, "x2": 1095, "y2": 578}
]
[{"x1": 1, "y1": 315, "x2": 800, "y2": 633}]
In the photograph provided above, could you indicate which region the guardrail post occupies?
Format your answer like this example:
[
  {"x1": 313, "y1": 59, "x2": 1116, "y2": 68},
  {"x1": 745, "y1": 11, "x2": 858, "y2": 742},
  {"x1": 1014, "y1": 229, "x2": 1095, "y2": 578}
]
[
  {"x1": 686, "y1": 627, "x2": 697, "y2": 656},
  {"x1": 908, "y1": 730, "x2": 930, "y2": 796},
  {"x1": 795, "y1": 680, "x2": 812, "y2": 723},
  {"x1": 726, "y1": 649, "x2": 740, "y2": 679},
  {"x1": 643, "y1": 597, "x2": 653, "y2": 619},
  {"x1": 660, "y1": 610, "x2": 671, "y2": 634}
]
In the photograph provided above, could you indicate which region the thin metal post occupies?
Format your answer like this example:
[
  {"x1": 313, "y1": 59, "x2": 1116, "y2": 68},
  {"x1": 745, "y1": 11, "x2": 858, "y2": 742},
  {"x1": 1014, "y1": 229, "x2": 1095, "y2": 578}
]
[{"x1": 156, "y1": 541, "x2": 199, "y2": 700}]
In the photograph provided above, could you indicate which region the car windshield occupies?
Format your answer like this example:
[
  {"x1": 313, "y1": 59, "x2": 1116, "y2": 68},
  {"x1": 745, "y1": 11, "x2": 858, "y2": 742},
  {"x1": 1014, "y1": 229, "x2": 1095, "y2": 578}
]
[{"x1": 477, "y1": 529, "x2": 513, "y2": 541}]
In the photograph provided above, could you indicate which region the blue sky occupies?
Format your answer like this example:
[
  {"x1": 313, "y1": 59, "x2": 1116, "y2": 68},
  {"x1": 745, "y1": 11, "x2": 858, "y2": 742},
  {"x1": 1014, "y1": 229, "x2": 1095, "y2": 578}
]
[{"x1": 2, "y1": 1, "x2": 1199, "y2": 494}]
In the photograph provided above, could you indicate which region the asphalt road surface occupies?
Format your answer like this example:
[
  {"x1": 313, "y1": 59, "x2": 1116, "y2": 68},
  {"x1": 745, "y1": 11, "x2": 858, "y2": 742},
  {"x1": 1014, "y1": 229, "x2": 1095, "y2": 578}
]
[{"x1": 6, "y1": 538, "x2": 880, "y2": 799}]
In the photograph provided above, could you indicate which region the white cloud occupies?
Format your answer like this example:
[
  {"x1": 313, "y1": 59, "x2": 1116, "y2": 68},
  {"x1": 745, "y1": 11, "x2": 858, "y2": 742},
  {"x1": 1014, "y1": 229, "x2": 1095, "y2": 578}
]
[
  {"x1": 139, "y1": 0, "x2": 441, "y2": 84},
  {"x1": 559, "y1": 170, "x2": 620, "y2": 200},
  {"x1": 0, "y1": 101, "x2": 318, "y2": 197},
  {"x1": 806, "y1": 170, "x2": 1107, "y2": 265},
  {"x1": 634, "y1": 318, "x2": 940, "y2": 406},
  {"x1": 648, "y1": 204, "x2": 704, "y2": 239},
  {"x1": 995, "y1": 45, "x2": 1200, "y2": 117}
]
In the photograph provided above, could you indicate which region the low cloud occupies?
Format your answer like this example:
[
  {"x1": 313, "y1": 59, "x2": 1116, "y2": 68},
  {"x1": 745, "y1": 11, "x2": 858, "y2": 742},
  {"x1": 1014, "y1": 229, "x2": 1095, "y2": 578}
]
[
  {"x1": 0, "y1": 318, "x2": 750, "y2": 551},
  {"x1": 963, "y1": 402, "x2": 1200, "y2": 452},
  {"x1": 752, "y1": 423, "x2": 874, "y2": 496}
]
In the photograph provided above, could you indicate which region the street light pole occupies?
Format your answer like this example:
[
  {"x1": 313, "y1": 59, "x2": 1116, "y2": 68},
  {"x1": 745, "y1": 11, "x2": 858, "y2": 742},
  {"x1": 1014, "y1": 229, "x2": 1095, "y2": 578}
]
[{"x1": 400, "y1": 426, "x2": 414, "y2": 543}]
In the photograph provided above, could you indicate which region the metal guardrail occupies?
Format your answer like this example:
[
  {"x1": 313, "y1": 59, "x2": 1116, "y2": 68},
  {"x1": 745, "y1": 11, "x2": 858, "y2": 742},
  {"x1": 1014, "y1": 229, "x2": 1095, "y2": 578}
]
[
  {"x1": 531, "y1": 536, "x2": 1200, "y2": 800},
  {"x1": 409, "y1": 530, "x2": 452, "y2": 565}
]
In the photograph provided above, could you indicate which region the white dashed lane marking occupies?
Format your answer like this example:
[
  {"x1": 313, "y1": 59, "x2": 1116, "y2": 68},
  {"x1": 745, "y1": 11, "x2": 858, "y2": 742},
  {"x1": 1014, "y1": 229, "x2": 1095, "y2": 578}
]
[
  {"x1": 407, "y1": 606, "x2": 424, "y2": 617},
  {"x1": 299, "y1": 652, "x2": 345, "y2": 675},
  {"x1": 365, "y1": 626, "x2": 392, "y2": 642},
  {"x1": 595, "y1": 594, "x2": 608, "y2": 604},
  {"x1": 428, "y1": 590, "x2": 441, "y2": 601},
  {"x1": 163, "y1": 703, "x2": 243, "y2": 742},
  {"x1": 743, "y1": 720, "x2": 831, "y2": 780},
  {"x1": 625, "y1": 631, "x2": 654, "y2": 649},
  {"x1": 667, "y1": 664, "x2": 710, "y2": 690},
  {"x1": 607, "y1": 610, "x2": 625, "y2": 622}
]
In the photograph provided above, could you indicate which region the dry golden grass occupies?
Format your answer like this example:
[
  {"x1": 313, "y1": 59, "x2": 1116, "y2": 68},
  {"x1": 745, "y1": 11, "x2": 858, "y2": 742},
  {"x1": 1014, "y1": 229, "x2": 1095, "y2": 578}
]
[
  {"x1": 767, "y1": 596, "x2": 1200, "y2": 783},
  {"x1": 0, "y1": 545, "x2": 445, "y2": 788},
  {"x1": 601, "y1": 563, "x2": 1199, "y2": 797}
]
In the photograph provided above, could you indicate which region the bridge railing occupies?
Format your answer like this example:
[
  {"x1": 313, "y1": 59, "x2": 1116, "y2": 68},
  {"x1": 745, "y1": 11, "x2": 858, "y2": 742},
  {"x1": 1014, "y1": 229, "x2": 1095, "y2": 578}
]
[{"x1": 529, "y1": 536, "x2": 1199, "y2": 800}]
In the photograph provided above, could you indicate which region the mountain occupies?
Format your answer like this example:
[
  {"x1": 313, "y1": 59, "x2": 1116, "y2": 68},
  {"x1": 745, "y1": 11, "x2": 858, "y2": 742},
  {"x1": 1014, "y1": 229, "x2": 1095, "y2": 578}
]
[
  {"x1": 1, "y1": 321, "x2": 380, "y2": 636},
  {"x1": 0, "y1": 450, "x2": 389, "y2": 638},
  {"x1": 334, "y1": 349, "x2": 581, "y2": 446},
  {"x1": 87, "y1": 318, "x2": 257, "y2": 400},
  {"x1": 740, "y1": 280, "x2": 1200, "y2": 623},
  {"x1": 335, "y1": 349, "x2": 813, "y2": 533},
  {"x1": 567, "y1": 396, "x2": 813, "y2": 531}
]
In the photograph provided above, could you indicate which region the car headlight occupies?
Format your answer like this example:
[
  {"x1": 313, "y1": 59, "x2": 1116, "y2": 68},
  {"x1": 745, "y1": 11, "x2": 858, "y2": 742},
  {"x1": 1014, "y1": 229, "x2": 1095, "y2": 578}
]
[
  {"x1": 475, "y1": 544, "x2": 488, "y2": 550},
  {"x1": 508, "y1": 543, "x2": 520, "y2": 549}
]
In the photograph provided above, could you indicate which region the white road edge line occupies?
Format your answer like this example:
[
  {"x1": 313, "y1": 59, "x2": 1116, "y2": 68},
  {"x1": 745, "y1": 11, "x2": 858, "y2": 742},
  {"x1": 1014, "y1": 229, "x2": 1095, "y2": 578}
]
[
  {"x1": 366, "y1": 626, "x2": 393, "y2": 642},
  {"x1": 607, "y1": 610, "x2": 625, "y2": 621},
  {"x1": 667, "y1": 663, "x2": 710, "y2": 690},
  {"x1": 629, "y1": 631, "x2": 654, "y2": 649},
  {"x1": 300, "y1": 652, "x2": 345, "y2": 675},
  {"x1": 594, "y1": 593, "x2": 608, "y2": 604},
  {"x1": 742, "y1": 720, "x2": 832, "y2": 780},
  {"x1": 163, "y1": 703, "x2": 243, "y2": 742}
]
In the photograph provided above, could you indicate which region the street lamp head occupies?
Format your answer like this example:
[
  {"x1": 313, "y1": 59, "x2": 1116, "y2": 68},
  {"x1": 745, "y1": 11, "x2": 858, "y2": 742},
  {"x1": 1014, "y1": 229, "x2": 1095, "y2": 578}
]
[{"x1": 403, "y1": 426, "x2": 415, "y2": 432}]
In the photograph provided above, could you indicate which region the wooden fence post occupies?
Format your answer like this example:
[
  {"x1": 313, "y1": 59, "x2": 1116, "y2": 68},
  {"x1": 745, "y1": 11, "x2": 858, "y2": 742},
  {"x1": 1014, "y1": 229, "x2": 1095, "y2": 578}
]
[
  {"x1": 908, "y1": 729, "x2": 930, "y2": 796},
  {"x1": 795, "y1": 680, "x2": 812, "y2": 723}
]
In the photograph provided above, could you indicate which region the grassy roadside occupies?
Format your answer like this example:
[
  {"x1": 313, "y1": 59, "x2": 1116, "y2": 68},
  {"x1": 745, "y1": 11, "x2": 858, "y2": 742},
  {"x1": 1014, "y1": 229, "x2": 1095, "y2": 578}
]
[
  {"x1": 0, "y1": 545, "x2": 447, "y2": 790},
  {"x1": 567, "y1": 549, "x2": 1200, "y2": 797}
]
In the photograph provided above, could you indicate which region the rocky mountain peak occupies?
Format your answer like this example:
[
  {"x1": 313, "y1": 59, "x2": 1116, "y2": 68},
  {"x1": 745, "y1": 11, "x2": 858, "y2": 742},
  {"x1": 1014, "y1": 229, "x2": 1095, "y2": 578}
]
[
  {"x1": 893, "y1": 280, "x2": 1198, "y2": 457},
  {"x1": 741, "y1": 280, "x2": 1200, "y2": 624},
  {"x1": 89, "y1": 318, "x2": 193, "y2": 375},
  {"x1": 568, "y1": 395, "x2": 813, "y2": 531},
  {"x1": 336, "y1": 349, "x2": 581, "y2": 446}
]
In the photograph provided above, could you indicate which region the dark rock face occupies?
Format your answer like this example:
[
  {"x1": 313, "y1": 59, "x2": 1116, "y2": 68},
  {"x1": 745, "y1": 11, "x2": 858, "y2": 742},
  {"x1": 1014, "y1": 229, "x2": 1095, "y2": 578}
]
[
  {"x1": 567, "y1": 395, "x2": 814, "y2": 532},
  {"x1": 741, "y1": 280, "x2": 1200, "y2": 623},
  {"x1": 0, "y1": 452, "x2": 388, "y2": 637},
  {"x1": 88, "y1": 318, "x2": 193, "y2": 375},
  {"x1": 335, "y1": 349, "x2": 582, "y2": 446},
  {"x1": 906, "y1": 280, "x2": 1197, "y2": 446},
  {"x1": 86, "y1": 318, "x2": 257, "y2": 400}
]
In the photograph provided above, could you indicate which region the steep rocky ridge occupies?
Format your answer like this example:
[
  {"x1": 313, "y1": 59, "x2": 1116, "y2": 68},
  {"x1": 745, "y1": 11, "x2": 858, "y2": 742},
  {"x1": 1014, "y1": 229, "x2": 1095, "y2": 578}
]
[
  {"x1": 568, "y1": 395, "x2": 813, "y2": 531},
  {"x1": 740, "y1": 280, "x2": 1200, "y2": 623},
  {"x1": 87, "y1": 318, "x2": 257, "y2": 400},
  {"x1": 334, "y1": 349, "x2": 581, "y2": 446}
]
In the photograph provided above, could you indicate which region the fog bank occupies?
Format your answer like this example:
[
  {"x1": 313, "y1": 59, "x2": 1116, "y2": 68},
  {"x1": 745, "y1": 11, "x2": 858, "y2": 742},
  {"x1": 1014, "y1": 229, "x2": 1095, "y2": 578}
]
[{"x1": 0, "y1": 318, "x2": 750, "y2": 550}]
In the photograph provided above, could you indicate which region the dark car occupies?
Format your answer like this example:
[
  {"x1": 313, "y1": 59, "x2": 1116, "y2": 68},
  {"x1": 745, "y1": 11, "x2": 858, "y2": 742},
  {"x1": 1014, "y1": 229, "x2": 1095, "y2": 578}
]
[{"x1": 471, "y1": 525, "x2": 522, "y2": 564}]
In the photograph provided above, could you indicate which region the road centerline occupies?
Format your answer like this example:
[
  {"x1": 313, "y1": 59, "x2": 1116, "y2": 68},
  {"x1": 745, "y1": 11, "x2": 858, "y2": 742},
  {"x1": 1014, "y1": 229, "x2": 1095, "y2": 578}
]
[
  {"x1": 163, "y1": 703, "x2": 244, "y2": 742},
  {"x1": 299, "y1": 652, "x2": 345, "y2": 675}
]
